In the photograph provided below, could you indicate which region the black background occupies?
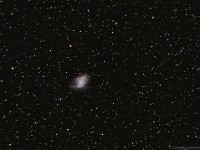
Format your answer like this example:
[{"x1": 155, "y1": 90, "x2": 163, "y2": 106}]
[{"x1": 1, "y1": 0, "x2": 200, "y2": 149}]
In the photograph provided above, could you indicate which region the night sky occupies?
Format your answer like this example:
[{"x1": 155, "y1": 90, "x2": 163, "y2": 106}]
[{"x1": 1, "y1": 0, "x2": 200, "y2": 149}]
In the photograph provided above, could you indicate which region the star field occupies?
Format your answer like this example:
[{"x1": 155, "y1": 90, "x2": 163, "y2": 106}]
[{"x1": 1, "y1": 0, "x2": 200, "y2": 149}]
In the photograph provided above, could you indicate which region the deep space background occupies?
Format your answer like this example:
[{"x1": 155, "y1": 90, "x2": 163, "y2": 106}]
[{"x1": 1, "y1": 0, "x2": 200, "y2": 149}]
